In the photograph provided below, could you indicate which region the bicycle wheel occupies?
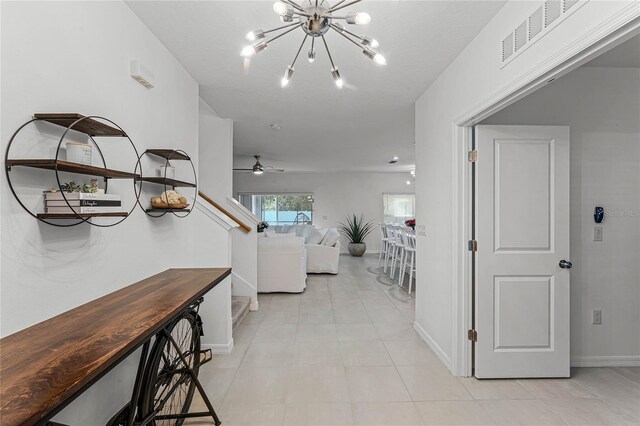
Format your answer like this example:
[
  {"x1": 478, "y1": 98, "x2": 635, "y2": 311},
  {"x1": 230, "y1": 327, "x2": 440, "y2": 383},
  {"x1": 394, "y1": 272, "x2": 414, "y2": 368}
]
[{"x1": 140, "y1": 311, "x2": 201, "y2": 425}]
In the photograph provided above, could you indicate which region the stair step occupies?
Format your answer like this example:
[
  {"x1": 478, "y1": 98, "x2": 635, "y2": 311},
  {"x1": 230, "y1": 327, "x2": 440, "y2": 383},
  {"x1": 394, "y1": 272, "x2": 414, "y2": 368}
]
[{"x1": 231, "y1": 296, "x2": 251, "y2": 330}]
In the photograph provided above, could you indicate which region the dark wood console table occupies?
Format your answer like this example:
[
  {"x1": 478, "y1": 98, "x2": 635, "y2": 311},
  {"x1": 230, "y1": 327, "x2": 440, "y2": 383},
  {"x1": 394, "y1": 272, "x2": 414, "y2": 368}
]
[{"x1": 0, "y1": 268, "x2": 231, "y2": 425}]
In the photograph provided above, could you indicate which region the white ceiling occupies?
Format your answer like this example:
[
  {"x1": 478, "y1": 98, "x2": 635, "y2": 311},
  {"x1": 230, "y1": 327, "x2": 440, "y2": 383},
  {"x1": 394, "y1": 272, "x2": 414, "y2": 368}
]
[
  {"x1": 127, "y1": 1, "x2": 505, "y2": 172},
  {"x1": 583, "y1": 35, "x2": 640, "y2": 69}
]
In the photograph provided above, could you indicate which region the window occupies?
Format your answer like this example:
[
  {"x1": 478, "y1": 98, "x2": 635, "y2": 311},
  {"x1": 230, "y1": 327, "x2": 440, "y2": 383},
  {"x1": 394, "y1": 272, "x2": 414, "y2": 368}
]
[
  {"x1": 383, "y1": 193, "x2": 415, "y2": 224},
  {"x1": 238, "y1": 193, "x2": 313, "y2": 225}
]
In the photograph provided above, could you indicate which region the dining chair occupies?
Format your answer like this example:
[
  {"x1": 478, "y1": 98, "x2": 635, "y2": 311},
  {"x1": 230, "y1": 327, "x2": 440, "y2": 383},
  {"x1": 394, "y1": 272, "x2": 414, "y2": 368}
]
[
  {"x1": 400, "y1": 227, "x2": 417, "y2": 294},
  {"x1": 378, "y1": 222, "x2": 388, "y2": 269}
]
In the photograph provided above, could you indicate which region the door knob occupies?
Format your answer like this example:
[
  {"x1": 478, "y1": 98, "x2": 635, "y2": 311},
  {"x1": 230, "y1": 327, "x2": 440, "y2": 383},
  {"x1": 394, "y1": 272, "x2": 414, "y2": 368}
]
[{"x1": 559, "y1": 260, "x2": 573, "y2": 269}]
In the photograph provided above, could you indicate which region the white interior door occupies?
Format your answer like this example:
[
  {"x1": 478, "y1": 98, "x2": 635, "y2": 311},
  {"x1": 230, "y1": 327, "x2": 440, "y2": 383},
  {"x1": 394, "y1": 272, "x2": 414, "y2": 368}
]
[{"x1": 475, "y1": 125, "x2": 570, "y2": 378}]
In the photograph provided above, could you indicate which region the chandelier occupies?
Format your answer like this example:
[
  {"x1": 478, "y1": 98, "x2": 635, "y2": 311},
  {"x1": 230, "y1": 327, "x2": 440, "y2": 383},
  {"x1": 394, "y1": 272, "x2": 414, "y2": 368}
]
[{"x1": 241, "y1": 0, "x2": 386, "y2": 88}]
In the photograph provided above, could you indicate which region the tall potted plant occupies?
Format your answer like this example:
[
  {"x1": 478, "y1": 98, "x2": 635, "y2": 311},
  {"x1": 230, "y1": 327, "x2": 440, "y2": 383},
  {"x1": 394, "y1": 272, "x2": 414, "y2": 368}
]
[{"x1": 338, "y1": 213, "x2": 375, "y2": 257}]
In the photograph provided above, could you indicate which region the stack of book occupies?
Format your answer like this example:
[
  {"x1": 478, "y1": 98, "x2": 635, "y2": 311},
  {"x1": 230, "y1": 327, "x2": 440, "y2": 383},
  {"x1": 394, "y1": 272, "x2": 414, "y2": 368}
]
[{"x1": 44, "y1": 192, "x2": 123, "y2": 214}]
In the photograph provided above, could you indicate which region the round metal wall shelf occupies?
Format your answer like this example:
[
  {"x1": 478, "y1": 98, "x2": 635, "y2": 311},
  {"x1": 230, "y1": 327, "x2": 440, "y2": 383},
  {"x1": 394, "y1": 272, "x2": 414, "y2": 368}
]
[
  {"x1": 5, "y1": 114, "x2": 141, "y2": 227},
  {"x1": 136, "y1": 149, "x2": 197, "y2": 219}
]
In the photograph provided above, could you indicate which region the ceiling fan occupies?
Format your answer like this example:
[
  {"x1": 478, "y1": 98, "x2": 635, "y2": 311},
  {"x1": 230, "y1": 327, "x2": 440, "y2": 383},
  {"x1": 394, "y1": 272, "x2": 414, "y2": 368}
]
[{"x1": 233, "y1": 155, "x2": 285, "y2": 175}]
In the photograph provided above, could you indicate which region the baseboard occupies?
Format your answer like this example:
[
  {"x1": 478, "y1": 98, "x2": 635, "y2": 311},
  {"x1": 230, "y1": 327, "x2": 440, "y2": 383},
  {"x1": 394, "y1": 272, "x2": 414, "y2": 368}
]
[
  {"x1": 413, "y1": 321, "x2": 452, "y2": 371},
  {"x1": 571, "y1": 355, "x2": 640, "y2": 367},
  {"x1": 203, "y1": 339, "x2": 234, "y2": 355}
]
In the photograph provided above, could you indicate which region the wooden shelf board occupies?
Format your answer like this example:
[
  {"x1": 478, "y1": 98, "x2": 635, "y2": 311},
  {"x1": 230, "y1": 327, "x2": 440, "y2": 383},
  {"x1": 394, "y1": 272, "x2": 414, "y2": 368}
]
[
  {"x1": 37, "y1": 212, "x2": 128, "y2": 219},
  {"x1": 6, "y1": 159, "x2": 139, "y2": 179},
  {"x1": 145, "y1": 149, "x2": 190, "y2": 161},
  {"x1": 140, "y1": 176, "x2": 196, "y2": 187},
  {"x1": 34, "y1": 113, "x2": 126, "y2": 137}
]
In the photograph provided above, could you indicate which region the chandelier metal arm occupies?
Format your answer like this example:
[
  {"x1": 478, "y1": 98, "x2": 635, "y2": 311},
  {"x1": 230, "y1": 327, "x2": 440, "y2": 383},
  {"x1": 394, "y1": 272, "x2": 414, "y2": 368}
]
[
  {"x1": 264, "y1": 22, "x2": 301, "y2": 36},
  {"x1": 330, "y1": 23, "x2": 366, "y2": 49},
  {"x1": 283, "y1": 0, "x2": 305, "y2": 12},
  {"x1": 267, "y1": 23, "x2": 304, "y2": 44},
  {"x1": 321, "y1": 35, "x2": 337, "y2": 69},
  {"x1": 291, "y1": 34, "x2": 309, "y2": 67},
  {"x1": 329, "y1": 0, "x2": 347, "y2": 11},
  {"x1": 329, "y1": 0, "x2": 362, "y2": 13},
  {"x1": 331, "y1": 23, "x2": 364, "y2": 41}
]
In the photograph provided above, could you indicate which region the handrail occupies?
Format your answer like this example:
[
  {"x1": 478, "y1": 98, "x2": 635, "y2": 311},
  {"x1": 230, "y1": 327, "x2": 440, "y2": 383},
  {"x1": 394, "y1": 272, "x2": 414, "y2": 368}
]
[{"x1": 198, "y1": 191, "x2": 252, "y2": 233}]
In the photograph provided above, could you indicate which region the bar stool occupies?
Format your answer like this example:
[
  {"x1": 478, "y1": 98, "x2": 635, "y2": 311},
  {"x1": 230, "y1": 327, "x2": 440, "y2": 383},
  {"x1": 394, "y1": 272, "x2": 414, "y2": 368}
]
[
  {"x1": 378, "y1": 223, "x2": 388, "y2": 269},
  {"x1": 390, "y1": 225, "x2": 405, "y2": 280},
  {"x1": 400, "y1": 228, "x2": 417, "y2": 294},
  {"x1": 383, "y1": 224, "x2": 396, "y2": 274}
]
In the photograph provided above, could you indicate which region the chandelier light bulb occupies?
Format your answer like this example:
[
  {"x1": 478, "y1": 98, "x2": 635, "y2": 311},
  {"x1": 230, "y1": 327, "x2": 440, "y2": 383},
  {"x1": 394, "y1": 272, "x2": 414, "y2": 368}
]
[
  {"x1": 331, "y1": 67, "x2": 343, "y2": 89},
  {"x1": 273, "y1": 1, "x2": 289, "y2": 16},
  {"x1": 346, "y1": 12, "x2": 371, "y2": 25},
  {"x1": 362, "y1": 46, "x2": 387, "y2": 65},
  {"x1": 246, "y1": 29, "x2": 265, "y2": 41},
  {"x1": 281, "y1": 65, "x2": 295, "y2": 87},
  {"x1": 374, "y1": 53, "x2": 387, "y2": 65},
  {"x1": 307, "y1": 47, "x2": 317, "y2": 63},
  {"x1": 241, "y1": 41, "x2": 267, "y2": 57},
  {"x1": 406, "y1": 180, "x2": 412, "y2": 185},
  {"x1": 362, "y1": 36, "x2": 379, "y2": 49},
  {"x1": 410, "y1": 170, "x2": 415, "y2": 176}
]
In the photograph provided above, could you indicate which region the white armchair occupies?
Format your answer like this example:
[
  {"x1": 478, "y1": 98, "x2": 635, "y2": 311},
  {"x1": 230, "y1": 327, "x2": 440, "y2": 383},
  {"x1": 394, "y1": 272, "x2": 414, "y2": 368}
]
[
  {"x1": 257, "y1": 234, "x2": 307, "y2": 293},
  {"x1": 306, "y1": 240, "x2": 341, "y2": 274}
]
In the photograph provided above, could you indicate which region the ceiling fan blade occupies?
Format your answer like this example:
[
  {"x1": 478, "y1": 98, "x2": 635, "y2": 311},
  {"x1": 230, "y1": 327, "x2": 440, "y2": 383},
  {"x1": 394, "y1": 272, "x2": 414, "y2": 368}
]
[
  {"x1": 265, "y1": 168, "x2": 286, "y2": 173},
  {"x1": 233, "y1": 168, "x2": 253, "y2": 171}
]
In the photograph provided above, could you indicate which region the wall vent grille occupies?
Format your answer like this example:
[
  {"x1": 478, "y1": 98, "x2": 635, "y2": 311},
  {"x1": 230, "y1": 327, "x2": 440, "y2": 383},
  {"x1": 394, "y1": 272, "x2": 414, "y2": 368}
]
[
  {"x1": 502, "y1": 33, "x2": 514, "y2": 62},
  {"x1": 545, "y1": 0, "x2": 562, "y2": 27},
  {"x1": 501, "y1": 0, "x2": 588, "y2": 65},
  {"x1": 564, "y1": 0, "x2": 579, "y2": 12},
  {"x1": 529, "y1": 7, "x2": 543, "y2": 40},
  {"x1": 515, "y1": 21, "x2": 528, "y2": 51}
]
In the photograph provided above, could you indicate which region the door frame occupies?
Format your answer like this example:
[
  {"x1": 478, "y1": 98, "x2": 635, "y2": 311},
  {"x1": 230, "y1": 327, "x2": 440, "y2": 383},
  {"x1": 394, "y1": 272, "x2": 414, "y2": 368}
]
[{"x1": 449, "y1": 8, "x2": 640, "y2": 377}]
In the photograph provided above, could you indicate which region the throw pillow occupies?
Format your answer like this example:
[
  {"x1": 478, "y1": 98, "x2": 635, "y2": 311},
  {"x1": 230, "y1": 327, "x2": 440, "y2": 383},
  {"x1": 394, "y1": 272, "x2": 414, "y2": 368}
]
[
  {"x1": 322, "y1": 228, "x2": 340, "y2": 247},
  {"x1": 307, "y1": 229, "x2": 324, "y2": 245},
  {"x1": 296, "y1": 225, "x2": 315, "y2": 242},
  {"x1": 287, "y1": 225, "x2": 299, "y2": 234}
]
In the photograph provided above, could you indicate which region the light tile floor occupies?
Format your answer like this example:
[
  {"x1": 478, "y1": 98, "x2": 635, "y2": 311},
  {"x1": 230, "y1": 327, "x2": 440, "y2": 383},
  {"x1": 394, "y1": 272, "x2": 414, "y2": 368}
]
[{"x1": 188, "y1": 255, "x2": 640, "y2": 425}]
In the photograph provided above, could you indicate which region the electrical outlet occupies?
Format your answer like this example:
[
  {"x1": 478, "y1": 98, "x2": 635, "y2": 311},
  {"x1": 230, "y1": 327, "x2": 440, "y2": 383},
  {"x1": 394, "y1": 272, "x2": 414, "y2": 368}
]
[
  {"x1": 594, "y1": 227, "x2": 603, "y2": 241},
  {"x1": 592, "y1": 309, "x2": 602, "y2": 325}
]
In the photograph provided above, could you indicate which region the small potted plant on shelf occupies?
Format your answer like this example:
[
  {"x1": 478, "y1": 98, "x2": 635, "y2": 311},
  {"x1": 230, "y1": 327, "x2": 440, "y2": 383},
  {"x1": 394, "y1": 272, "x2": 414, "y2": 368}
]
[
  {"x1": 405, "y1": 218, "x2": 416, "y2": 230},
  {"x1": 338, "y1": 213, "x2": 375, "y2": 257}
]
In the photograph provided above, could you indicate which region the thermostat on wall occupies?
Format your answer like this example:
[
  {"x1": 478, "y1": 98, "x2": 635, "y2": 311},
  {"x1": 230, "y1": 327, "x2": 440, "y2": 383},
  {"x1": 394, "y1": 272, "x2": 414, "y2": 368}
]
[{"x1": 130, "y1": 60, "x2": 155, "y2": 88}]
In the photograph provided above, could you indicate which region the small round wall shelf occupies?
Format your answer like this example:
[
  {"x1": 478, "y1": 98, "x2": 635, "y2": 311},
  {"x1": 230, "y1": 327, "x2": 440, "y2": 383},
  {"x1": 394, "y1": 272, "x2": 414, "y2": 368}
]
[
  {"x1": 136, "y1": 149, "x2": 197, "y2": 218},
  {"x1": 4, "y1": 113, "x2": 141, "y2": 227}
]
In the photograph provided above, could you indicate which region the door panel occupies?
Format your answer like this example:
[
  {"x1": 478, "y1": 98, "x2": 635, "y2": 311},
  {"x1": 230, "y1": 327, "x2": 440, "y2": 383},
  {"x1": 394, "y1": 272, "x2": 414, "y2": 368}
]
[{"x1": 475, "y1": 125, "x2": 570, "y2": 378}]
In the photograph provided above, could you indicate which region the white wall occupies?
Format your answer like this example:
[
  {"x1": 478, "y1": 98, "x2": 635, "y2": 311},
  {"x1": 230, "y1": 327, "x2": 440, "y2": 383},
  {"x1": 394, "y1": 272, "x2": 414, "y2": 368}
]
[
  {"x1": 234, "y1": 171, "x2": 413, "y2": 252},
  {"x1": 1, "y1": 2, "x2": 231, "y2": 423},
  {"x1": 414, "y1": 0, "x2": 637, "y2": 374},
  {"x1": 198, "y1": 99, "x2": 259, "y2": 311},
  {"x1": 482, "y1": 66, "x2": 640, "y2": 364}
]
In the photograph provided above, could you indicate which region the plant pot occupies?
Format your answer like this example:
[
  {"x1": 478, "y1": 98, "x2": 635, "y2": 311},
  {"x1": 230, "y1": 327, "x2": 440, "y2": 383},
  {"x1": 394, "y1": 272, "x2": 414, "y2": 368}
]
[{"x1": 348, "y1": 242, "x2": 367, "y2": 257}]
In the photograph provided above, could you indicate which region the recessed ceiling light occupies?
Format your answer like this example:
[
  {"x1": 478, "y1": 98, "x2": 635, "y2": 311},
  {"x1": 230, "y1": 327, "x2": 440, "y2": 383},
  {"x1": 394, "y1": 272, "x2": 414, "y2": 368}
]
[
  {"x1": 270, "y1": 123, "x2": 281, "y2": 130},
  {"x1": 410, "y1": 170, "x2": 415, "y2": 176}
]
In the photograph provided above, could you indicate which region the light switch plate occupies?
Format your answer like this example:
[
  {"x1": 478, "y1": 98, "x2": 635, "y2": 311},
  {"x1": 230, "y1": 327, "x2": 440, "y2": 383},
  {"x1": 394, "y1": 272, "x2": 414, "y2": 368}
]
[
  {"x1": 593, "y1": 226, "x2": 603, "y2": 241},
  {"x1": 592, "y1": 309, "x2": 602, "y2": 325}
]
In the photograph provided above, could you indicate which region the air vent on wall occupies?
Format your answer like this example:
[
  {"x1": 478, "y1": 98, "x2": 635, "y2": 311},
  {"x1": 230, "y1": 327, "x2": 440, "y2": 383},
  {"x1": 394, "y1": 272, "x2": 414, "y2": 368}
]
[
  {"x1": 529, "y1": 7, "x2": 543, "y2": 40},
  {"x1": 515, "y1": 21, "x2": 528, "y2": 51},
  {"x1": 501, "y1": 0, "x2": 588, "y2": 65},
  {"x1": 502, "y1": 33, "x2": 514, "y2": 62},
  {"x1": 564, "y1": 0, "x2": 579, "y2": 12},
  {"x1": 545, "y1": 0, "x2": 562, "y2": 27}
]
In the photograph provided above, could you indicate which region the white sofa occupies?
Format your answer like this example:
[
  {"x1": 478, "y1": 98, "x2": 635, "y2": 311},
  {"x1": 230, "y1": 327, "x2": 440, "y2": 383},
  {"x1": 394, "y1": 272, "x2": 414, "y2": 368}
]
[
  {"x1": 256, "y1": 225, "x2": 340, "y2": 293},
  {"x1": 257, "y1": 233, "x2": 307, "y2": 293}
]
